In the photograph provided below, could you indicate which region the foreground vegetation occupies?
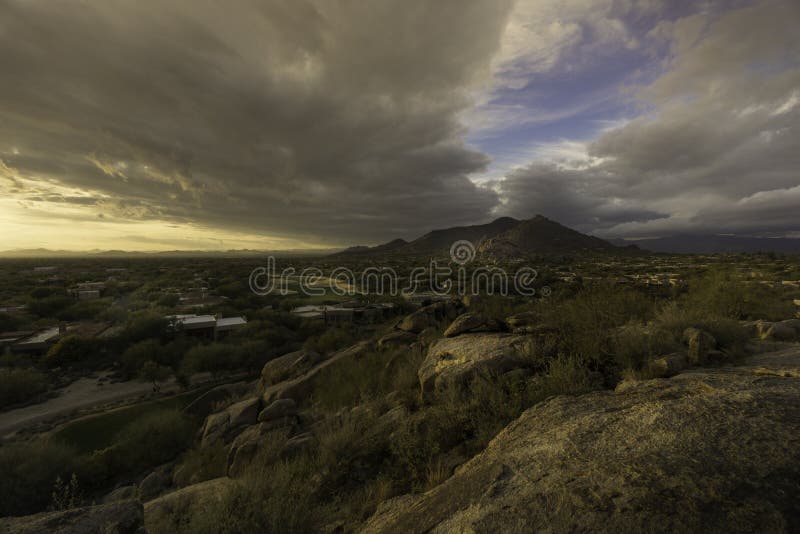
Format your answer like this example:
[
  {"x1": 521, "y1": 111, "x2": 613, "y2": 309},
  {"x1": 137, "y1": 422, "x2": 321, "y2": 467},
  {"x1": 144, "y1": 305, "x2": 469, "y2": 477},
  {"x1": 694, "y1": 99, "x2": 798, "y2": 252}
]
[{"x1": 0, "y1": 254, "x2": 798, "y2": 528}]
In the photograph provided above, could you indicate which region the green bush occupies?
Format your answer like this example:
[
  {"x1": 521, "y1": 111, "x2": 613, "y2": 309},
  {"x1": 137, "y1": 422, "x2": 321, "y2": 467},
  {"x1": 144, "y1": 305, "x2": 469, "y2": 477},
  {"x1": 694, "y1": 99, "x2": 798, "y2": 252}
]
[
  {"x1": 182, "y1": 343, "x2": 239, "y2": 376},
  {"x1": 85, "y1": 410, "x2": 195, "y2": 484},
  {"x1": 121, "y1": 339, "x2": 163, "y2": 374},
  {"x1": 173, "y1": 442, "x2": 228, "y2": 488},
  {"x1": 0, "y1": 368, "x2": 49, "y2": 409},
  {"x1": 303, "y1": 327, "x2": 355, "y2": 355},
  {"x1": 0, "y1": 439, "x2": 81, "y2": 516},
  {"x1": 43, "y1": 336, "x2": 104, "y2": 368}
]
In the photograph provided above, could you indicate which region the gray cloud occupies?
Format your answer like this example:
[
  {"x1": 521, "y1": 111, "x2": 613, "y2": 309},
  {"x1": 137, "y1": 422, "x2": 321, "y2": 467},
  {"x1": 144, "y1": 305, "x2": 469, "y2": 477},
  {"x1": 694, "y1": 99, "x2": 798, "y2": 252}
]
[
  {"x1": 0, "y1": 0, "x2": 513, "y2": 244},
  {"x1": 498, "y1": 0, "x2": 800, "y2": 238}
]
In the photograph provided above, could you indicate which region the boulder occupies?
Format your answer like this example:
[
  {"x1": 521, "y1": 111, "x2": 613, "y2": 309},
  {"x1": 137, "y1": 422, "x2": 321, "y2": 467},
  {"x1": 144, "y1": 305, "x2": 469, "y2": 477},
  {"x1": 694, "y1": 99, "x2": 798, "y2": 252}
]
[
  {"x1": 364, "y1": 345, "x2": 800, "y2": 533},
  {"x1": 102, "y1": 485, "x2": 137, "y2": 504},
  {"x1": 505, "y1": 311, "x2": 538, "y2": 334},
  {"x1": 183, "y1": 381, "x2": 250, "y2": 418},
  {"x1": 779, "y1": 319, "x2": 800, "y2": 332},
  {"x1": 683, "y1": 327, "x2": 716, "y2": 365},
  {"x1": 227, "y1": 397, "x2": 261, "y2": 429},
  {"x1": 0, "y1": 501, "x2": 143, "y2": 534},
  {"x1": 258, "y1": 398, "x2": 297, "y2": 422},
  {"x1": 762, "y1": 322, "x2": 797, "y2": 342},
  {"x1": 647, "y1": 352, "x2": 688, "y2": 378},
  {"x1": 417, "y1": 327, "x2": 440, "y2": 347},
  {"x1": 741, "y1": 320, "x2": 761, "y2": 338},
  {"x1": 260, "y1": 350, "x2": 323, "y2": 387},
  {"x1": 262, "y1": 341, "x2": 374, "y2": 404},
  {"x1": 378, "y1": 329, "x2": 417, "y2": 348},
  {"x1": 756, "y1": 320, "x2": 775, "y2": 338},
  {"x1": 398, "y1": 309, "x2": 437, "y2": 333},
  {"x1": 227, "y1": 424, "x2": 269, "y2": 476},
  {"x1": 419, "y1": 334, "x2": 533, "y2": 398},
  {"x1": 443, "y1": 313, "x2": 497, "y2": 337},
  {"x1": 138, "y1": 467, "x2": 172, "y2": 501},
  {"x1": 201, "y1": 411, "x2": 230, "y2": 445},
  {"x1": 261, "y1": 415, "x2": 297, "y2": 432},
  {"x1": 144, "y1": 478, "x2": 233, "y2": 532},
  {"x1": 398, "y1": 301, "x2": 463, "y2": 334},
  {"x1": 281, "y1": 433, "x2": 314, "y2": 458}
]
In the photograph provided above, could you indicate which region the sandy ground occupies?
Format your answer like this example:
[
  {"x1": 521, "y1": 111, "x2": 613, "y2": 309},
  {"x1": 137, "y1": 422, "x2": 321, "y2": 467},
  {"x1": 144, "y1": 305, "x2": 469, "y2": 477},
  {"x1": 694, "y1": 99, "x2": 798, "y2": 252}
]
[{"x1": 0, "y1": 372, "x2": 181, "y2": 437}]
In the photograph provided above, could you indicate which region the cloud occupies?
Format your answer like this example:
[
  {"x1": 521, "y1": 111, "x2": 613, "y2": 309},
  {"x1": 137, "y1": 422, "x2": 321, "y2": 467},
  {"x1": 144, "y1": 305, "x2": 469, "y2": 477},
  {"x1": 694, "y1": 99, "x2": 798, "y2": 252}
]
[
  {"x1": 497, "y1": 0, "x2": 800, "y2": 237},
  {"x1": 0, "y1": 0, "x2": 513, "y2": 245}
]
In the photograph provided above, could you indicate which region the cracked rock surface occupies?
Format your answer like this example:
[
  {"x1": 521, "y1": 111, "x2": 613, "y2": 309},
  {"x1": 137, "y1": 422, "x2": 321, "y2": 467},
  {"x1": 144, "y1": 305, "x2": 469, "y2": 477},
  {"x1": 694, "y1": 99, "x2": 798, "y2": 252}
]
[{"x1": 364, "y1": 345, "x2": 800, "y2": 533}]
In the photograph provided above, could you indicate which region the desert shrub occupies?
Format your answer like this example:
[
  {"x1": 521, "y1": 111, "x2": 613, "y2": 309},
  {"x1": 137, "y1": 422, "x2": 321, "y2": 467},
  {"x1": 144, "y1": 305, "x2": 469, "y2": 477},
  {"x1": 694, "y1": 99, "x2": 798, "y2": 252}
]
[
  {"x1": 539, "y1": 354, "x2": 600, "y2": 397},
  {"x1": 86, "y1": 410, "x2": 195, "y2": 484},
  {"x1": 682, "y1": 270, "x2": 793, "y2": 321},
  {"x1": 0, "y1": 439, "x2": 81, "y2": 516},
  {"x1": 26, "y1": 295, "x2": 72, "y2": 318},
  {"x1": 652, "y1": 302, "x2": 748, "y2": 354},
  {"x1": 611, "y1": 322, "x2": 681, "y2": 371},
  {"x1": 541, "y1": 284, "x2": 656, "y2": 368},
  {"x1": 121, "y1": 311, "x2": 168, "y2": 343},
  {"x1": 0, "y1": 311, "x2": 22, "y2": 332},
  {"x1": 182, "y1": 343, "x2": 240, "y2": 376},
  {"x1": 180, "y1": 453, "x2": 319, "y2": 533},
  {"x1": 173, "y1": 442, "x2": 228, "y2": 488},
  {"x1": 311, "y1": 347, "x2": 424, "y2": 412},
  {"x1": 43, "y1": 336, "x2": 104, "y2": 368},
  {"x1": 0, "y1": 367, "x2": 49, "y2": 409},
  {"x1": 303, "y1": 327, "x2": 355, "y2": 355},
  {"x1": 121, "y1": 339, "x2": 163, "y2": 374}
]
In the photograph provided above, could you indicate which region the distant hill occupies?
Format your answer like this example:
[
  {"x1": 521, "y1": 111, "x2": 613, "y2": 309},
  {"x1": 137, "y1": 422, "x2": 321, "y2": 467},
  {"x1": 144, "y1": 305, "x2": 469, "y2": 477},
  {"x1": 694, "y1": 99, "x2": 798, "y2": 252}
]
[
  {"x1": 332, "y1": 238, "x2": 409, "y2": 257},
  {"x1": 0, "y1": 248, "x2": 339, "y2": 259},
  {"x1": 614, "y1": 235, "x2": 800, "y2": 254},
  {"x1": 402, "y1": 216, "x2": 520, "y2": 255},
  {"x1": 478, "y1": 215, "x2": 618, "y2": 258},
  {"x1": 333, "y1": 215, "x2": 623, "y2": 258}
]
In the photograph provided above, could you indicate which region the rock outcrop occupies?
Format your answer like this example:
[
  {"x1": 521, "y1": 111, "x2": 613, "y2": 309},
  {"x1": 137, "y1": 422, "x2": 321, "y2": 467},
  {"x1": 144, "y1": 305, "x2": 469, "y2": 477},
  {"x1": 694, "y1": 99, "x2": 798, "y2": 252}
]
[
  {"x1": 365, "y1": 346, "x2": 800, "y2": 533},
  {"x1": 200, "y1": 396, "x2": 261, "y2": 446},
  {"x1": 377, "y1": 330, "x2": 417, "y2": 348},
  {"x1": 757, "y1": 320, "x2": 800, "y2": 342},
  {"x1": 0, "y1": 500, "x2": 143, "y2": 534},
  {"x1": 144, "y1": 477, "x2": 233, "y2": 531},
  {"x1": 647, "y1": 352, "x2": 688, "y2": 378},
  {"x1": 419, "y1": 334, "x2": 533, "y2": 398},
  {"x1": 260, "y1": 350, "x2": 323, "y2": 388},
  {"x1": 397, "y1": 300, "x2": 463, "y2": 334},
  {"x1": 262, "y1": 341, "x2": 375, "y2": 404},
  {"x1": 443, "y1": 313, "x2": 504, "y2": 337},
  {"x1": 683, "y1": 327, "x2": 716, "y2": 365},
  {"x1": 183, "y1": 381, "x2": 250, "y2": 418}
]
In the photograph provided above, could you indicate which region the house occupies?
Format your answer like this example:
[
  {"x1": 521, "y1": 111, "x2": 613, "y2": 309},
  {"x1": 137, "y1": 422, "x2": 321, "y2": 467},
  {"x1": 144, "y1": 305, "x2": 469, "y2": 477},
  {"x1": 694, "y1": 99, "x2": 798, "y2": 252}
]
[
  {"x1": 215, "y1": 316, "x2": 248, "y2": 339},
  {"x1": 12, "y1": 326, "x2": 63, "y2": 352},
  {"x1": 68, "y1": 282, "x2": 106, "y2": 299},
  {"x1": 290, "y1": 302, "x2": 395, "y2": 326},
  {"x1": 166, "y1": 314, "x2": 247, "y2": 340}
]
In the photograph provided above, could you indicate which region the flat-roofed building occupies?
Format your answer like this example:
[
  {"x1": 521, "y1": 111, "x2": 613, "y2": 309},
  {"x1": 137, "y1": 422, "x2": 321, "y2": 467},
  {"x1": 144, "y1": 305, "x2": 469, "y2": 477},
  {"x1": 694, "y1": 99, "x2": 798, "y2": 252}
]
[
  {"x1": 166, "y1": 314, "x2": 247, "y2": 340},
  {"x1": 14, "y1": 326, "x2": 62, "y2": 352}
]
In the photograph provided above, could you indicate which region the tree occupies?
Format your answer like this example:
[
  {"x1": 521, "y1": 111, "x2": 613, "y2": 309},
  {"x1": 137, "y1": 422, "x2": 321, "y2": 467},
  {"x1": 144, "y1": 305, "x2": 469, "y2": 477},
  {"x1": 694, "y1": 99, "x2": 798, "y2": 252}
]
[
  {"x1": 44, "y1": 336, "x2": 101, "y2": 368},
  {"x1": 140, "y1": 360, "x2": 171, "y2": 393}
]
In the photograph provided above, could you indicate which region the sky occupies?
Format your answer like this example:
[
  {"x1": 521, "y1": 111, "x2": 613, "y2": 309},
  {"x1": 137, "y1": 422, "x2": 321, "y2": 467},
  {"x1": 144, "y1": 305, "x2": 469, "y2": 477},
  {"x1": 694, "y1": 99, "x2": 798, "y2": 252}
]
[{"x1": 0, "y1": 0, "x2": 798, "y2": 251}]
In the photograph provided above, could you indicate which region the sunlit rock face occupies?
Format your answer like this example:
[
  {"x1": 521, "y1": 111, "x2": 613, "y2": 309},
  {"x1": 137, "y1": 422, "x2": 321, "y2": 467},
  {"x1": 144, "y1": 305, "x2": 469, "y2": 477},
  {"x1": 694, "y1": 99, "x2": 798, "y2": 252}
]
[{"x1": 366, "y1": 345, "x2": 800, "y2": 533}]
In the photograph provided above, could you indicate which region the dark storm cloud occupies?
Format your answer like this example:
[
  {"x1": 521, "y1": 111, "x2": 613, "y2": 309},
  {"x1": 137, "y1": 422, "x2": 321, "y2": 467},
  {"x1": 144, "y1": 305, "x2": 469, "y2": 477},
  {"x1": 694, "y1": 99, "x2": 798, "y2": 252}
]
[
  {"x1": 498, "y1": 0, "x2": 800, "y2": 237},
  {"x1": 0, "y1": 0, "x2": 513, "y2": 244}
]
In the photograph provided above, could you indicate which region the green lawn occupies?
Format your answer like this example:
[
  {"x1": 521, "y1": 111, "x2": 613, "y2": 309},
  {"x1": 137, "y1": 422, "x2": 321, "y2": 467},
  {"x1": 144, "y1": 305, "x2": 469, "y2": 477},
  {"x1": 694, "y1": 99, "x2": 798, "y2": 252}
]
[{"x1": 52, "y1": 386, "x2": 211, "y2": 453}]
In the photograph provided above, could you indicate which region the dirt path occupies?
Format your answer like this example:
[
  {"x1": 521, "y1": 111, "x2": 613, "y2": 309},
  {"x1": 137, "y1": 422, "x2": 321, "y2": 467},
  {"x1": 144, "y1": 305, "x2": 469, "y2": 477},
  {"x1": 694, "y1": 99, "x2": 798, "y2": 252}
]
[{"x1": 0, "y1": 372, "x2": 180, "y2": 437}]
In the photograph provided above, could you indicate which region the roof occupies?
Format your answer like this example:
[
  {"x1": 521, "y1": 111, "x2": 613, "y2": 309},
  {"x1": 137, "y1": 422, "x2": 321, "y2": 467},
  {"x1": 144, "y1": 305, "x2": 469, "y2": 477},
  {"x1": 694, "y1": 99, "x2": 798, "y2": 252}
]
[
  {"x1": 293, "y1": 311, "x2": 324, "y2": 319},
  {"x1": 216, "y1": 316, "x2": 247, "y2": 329},
  {"x1": 17, "y1": 326, "x2": 61, "y2": 346},
  {"x1": 178, "y1": 315, "x2": 217, "y2": 329}
]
